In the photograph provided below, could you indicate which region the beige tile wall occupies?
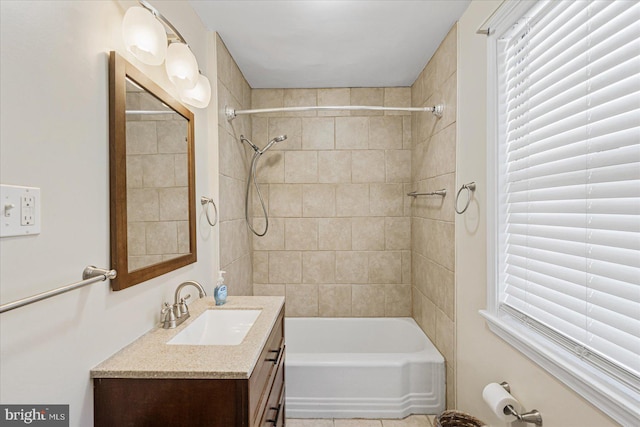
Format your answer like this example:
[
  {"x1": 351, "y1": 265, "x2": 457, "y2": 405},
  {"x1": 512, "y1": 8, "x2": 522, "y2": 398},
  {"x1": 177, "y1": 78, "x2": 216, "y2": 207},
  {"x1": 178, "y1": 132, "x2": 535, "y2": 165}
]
[
  {"x1": 251, "y1": 88, "x2": 413, "y2": 317},
  {"x1": 216, "y1": 26, "x2": 457, "y2": 406},
  {"x1": 217, "y1": 34, "x2": 254, "y2": 295},
  {"x1": 125, "y1": 89, "x2": 190, "y2": 272},
  {"x1": 410, "y1": 24, "x2": 457, "y2": 408}
]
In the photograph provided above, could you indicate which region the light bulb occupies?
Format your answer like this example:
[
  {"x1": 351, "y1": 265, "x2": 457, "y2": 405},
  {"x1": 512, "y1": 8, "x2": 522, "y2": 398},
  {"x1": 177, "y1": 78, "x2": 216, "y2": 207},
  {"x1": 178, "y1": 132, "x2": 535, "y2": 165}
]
[
  {"x1": 165, "y1": 43, "x2": 199, "y2": 90},
  {"x1": 181, "y1": 74, "x2": 211, "y2": 109},
  {"x1": 122, "y1": 7, "x2": 167, "y2": 66}
]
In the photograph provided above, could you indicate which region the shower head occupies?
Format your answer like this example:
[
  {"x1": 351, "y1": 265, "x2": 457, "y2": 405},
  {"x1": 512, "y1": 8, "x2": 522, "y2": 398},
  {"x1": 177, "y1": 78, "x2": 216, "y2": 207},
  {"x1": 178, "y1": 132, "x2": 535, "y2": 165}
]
[
  {"x1": 260, "y1": 134, "x2": 287, "y2": 154},
  {"x1": 240, "y1": 135, "x2": 260, "y2": 153},
  {"x1": 241, "y1": 134, "x2": 287, "y2": 155}
]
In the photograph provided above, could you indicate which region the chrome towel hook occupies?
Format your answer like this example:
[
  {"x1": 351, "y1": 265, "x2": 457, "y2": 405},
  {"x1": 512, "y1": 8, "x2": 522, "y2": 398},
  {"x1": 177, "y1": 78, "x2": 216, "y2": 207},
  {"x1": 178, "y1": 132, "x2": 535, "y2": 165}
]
[
  {"x1": 201, "y1": 196, "x2": 218, "y2": 226},
  {"x1": 455, "y1": 182, "x2": 476, "y2": 214}
]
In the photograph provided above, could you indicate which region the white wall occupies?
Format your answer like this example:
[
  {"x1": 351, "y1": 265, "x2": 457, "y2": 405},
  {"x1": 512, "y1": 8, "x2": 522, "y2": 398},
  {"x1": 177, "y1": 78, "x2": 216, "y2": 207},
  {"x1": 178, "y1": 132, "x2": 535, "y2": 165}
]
[
  {"x1": 455, "y1": 1, "x2": 618, "y2": 426},
  {"x1": 0, "y1": 1, "x2": 218, "y2": 426}
]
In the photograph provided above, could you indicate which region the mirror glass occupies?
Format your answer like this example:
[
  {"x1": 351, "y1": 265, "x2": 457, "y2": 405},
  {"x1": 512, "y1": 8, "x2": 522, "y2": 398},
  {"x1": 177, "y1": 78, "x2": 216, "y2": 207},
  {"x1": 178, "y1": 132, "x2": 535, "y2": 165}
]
[
  {"x1": 125, "y1": 78, "x2": 190, "y2": 271},
  {"x1": 110, "y1": 52, "x2": 196, "y2": 291}
]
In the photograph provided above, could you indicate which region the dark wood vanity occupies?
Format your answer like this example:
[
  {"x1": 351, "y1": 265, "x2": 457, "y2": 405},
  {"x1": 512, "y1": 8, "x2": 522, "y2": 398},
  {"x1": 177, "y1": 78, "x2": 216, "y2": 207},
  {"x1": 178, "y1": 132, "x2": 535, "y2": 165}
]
[{"x1": 92, "y1": 298, "x2": 285, "y2": 427}]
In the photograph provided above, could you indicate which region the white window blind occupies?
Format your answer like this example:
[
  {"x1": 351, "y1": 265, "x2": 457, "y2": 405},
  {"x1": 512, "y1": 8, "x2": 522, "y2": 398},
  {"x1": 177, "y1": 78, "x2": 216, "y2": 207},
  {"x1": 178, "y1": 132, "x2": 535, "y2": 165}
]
[{"x1": 497, "y1": 0, "x2": 640, "y2": 393}]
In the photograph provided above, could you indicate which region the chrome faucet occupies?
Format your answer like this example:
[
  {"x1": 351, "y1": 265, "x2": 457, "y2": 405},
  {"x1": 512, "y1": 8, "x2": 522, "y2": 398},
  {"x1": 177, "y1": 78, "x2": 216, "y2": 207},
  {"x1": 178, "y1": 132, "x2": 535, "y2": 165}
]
[{"x1": 161, "y1": 281, "x2": 207, "y2": 329}]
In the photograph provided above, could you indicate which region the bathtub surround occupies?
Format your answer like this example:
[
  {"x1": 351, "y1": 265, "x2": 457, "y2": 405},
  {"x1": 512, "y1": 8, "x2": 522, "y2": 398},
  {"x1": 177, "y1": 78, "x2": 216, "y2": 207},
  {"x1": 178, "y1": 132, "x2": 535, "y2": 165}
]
[
  {"x1": 216, "y1": 34, "x2": 254, "y2": 296},
  {"x1": 217, "y1": 26, "x2": 457, "y2": 410},
  {"x1": 214, "y1": 28, "x2": 413, "y2": 318},
  {"x1": 411, "y1": 25, "x2": 457, "y2": 409},
  {"x1": 250, "y1": 88, "x2": 413, "y2": 317}
]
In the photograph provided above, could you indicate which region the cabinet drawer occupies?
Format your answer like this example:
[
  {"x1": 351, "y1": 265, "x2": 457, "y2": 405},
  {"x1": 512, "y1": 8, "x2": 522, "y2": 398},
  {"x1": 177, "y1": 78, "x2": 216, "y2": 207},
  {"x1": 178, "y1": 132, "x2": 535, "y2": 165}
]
[
  {"x1": 260, "y1": 353, "x2": 285, "y2": 427},
  {"x1": 249, "y1": 309, "x2": 284, "y2": 426}
]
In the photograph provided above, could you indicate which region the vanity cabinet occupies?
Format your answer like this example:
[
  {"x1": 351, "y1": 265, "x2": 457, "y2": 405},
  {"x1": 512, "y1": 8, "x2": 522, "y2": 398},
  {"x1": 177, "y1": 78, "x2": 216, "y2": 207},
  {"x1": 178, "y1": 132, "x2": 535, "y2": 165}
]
[{"x1": 93, "y1": 308, "x2": 285, "y2": 427}]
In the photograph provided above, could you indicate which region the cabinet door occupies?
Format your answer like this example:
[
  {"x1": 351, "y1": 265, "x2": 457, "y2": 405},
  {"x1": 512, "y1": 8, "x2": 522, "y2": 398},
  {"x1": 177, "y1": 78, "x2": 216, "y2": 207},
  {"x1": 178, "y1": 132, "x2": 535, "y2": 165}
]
[
  {"x1": 250, "y1": 310, "x2": 284, "y2": 425},
  {"x1": 260, "y1": 354, "x2": 285, "y2": 427},
  {"x1": 94, "y1": 378, "x2": 249, "y2": 427}
]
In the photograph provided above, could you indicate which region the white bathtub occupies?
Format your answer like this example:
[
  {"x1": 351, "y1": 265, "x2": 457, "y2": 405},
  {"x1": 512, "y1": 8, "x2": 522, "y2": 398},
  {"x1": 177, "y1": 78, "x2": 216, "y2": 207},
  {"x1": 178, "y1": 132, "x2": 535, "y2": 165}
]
[{"x1": 285, "y1": 317, "x2": 445, "y2": 419}]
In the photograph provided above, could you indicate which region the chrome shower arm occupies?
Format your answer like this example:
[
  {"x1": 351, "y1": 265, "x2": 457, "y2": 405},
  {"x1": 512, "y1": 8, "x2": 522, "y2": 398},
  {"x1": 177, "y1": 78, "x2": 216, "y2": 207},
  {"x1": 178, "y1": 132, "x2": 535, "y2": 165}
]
[{"x1": 240, "y1": 135, "x2": 260, "y2": 153}]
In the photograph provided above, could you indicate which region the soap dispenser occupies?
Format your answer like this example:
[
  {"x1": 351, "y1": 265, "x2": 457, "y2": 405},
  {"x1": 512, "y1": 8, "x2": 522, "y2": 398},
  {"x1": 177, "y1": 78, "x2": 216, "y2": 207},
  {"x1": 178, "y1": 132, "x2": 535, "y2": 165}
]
[{"x1": 214, "y1": 270, "x2": 227, "y2": 306}]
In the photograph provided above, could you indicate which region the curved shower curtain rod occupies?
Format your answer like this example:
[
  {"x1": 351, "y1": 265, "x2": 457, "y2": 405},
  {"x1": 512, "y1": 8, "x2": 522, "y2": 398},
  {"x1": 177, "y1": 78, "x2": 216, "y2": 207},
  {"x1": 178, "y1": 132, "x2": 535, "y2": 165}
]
[{"x1": 225, "y1": 104, "x2": 444, "y2": 121}]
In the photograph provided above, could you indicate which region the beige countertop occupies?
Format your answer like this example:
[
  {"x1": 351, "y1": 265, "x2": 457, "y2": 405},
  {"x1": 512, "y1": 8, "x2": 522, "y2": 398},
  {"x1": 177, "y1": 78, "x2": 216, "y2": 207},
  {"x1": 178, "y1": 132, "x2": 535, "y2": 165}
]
[{"x1": 91, "y1": 296, "x2": 284, "y2": 380}]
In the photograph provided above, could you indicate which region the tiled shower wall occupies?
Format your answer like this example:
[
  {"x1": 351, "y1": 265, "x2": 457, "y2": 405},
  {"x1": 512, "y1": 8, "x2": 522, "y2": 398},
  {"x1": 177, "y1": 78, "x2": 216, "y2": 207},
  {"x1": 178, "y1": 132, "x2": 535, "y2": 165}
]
[
  {"x1": 216, "y1": 34, "x2": 254, "y2": 295},
  {"x1": 411, "y1": 25, "x2": 457, "y2": 408},
  {"x1": 250, "y1": 88, "x2": 413, "y2": 317},
  {"x1": 216, "y1": 27, "x2": 458, "y2": 404}
]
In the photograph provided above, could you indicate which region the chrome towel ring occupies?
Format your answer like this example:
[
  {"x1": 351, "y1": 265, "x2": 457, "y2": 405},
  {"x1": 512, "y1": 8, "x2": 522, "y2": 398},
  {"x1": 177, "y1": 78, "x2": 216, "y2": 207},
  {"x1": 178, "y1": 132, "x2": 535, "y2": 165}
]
[
  {"x1": 455, "y1": 182, "x2": 476, "y2": 214},
  {"x1": 201, "y1": 196, "x2": 218, "y2": 226}
]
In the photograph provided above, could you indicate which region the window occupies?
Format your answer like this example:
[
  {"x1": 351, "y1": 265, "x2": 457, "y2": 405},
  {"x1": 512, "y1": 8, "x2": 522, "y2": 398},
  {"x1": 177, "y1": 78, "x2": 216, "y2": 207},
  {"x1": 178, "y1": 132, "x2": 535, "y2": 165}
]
[{"x1": 482, "y1": 1, "x2": 640, "y2": 424}]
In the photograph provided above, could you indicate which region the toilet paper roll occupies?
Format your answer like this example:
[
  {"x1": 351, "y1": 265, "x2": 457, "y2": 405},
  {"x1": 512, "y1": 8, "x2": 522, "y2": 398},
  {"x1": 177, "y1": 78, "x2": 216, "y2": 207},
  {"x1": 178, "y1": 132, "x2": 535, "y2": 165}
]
[{"x1": 482, "y1": 382, "x2": 522, "y2": 422}]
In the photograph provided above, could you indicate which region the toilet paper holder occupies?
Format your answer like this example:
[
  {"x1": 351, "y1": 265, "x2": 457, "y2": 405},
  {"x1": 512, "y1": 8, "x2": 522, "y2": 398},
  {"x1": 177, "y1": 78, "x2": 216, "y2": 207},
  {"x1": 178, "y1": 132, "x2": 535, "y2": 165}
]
[{"x1": 499, "y1": 382, "x2": 543, "y2": 426}]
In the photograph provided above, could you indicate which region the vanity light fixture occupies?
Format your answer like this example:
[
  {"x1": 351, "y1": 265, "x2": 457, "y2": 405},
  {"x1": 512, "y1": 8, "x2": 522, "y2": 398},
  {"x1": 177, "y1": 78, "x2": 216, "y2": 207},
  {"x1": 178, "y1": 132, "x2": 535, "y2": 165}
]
[
  {"x1": 122, "y1": 6, "x2": 166, "y2": 66},
  {"x1": 181, "y1": 72, "x2": 212, "y2": 109},
  {"x1": 165, "y1": 42, "x2": 199, "y2": 90},
  {"x1": 121, "y1": 0, "x2": 211, "y2": 108}
]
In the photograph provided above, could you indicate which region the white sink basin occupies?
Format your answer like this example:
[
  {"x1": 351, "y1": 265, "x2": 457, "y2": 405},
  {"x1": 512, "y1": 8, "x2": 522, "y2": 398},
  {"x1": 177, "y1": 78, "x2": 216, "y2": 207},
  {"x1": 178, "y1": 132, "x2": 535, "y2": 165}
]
[{"x1": 167, "y1": 309, "x2": 262, "y2": 346}]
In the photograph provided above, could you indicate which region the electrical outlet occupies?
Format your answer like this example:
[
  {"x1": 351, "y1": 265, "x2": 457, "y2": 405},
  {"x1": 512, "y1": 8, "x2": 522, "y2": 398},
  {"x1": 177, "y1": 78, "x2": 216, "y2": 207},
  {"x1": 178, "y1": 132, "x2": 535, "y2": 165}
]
[
  {"x1": 1, "y1": 184, "x2": 41, "y2": 237},
  {"x1": 21, "y1": 195, "x2": 35, "y2": 225}
]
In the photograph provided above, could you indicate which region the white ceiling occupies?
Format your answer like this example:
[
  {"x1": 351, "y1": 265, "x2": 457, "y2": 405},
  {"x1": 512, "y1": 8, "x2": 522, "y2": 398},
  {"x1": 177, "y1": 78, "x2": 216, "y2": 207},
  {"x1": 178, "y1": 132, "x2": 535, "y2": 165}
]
[{"x1": 189, "y1": 0, "x2": 471, "y2": 88}]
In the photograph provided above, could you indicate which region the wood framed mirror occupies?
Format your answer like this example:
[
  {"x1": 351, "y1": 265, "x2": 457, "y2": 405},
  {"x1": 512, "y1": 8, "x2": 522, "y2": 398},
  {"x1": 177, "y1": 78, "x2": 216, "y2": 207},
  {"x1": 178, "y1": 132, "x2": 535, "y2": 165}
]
[{"x1": 109, "y1": 51, "x2": 196, "y2": 291}]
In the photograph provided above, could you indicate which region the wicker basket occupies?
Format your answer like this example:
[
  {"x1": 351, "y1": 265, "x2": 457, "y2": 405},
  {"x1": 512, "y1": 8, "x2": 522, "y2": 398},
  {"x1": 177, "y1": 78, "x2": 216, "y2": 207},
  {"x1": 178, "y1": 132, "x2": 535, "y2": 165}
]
[{"x1": 435, "y1": 410, "x2": 486, "y2": 427}]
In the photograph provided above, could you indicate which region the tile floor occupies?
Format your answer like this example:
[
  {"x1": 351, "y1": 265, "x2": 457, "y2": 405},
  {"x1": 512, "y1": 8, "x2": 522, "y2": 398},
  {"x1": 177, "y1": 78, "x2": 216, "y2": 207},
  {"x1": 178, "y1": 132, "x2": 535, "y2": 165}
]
[{"x1": 286, "y1": 415, "x2": 437, "y2": 427}]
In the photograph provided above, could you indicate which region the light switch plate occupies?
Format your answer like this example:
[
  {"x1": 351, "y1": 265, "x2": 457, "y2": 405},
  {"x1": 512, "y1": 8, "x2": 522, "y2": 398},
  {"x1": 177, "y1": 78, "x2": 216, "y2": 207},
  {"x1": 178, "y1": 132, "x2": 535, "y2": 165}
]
[{"x1": 1, "y1": 184, "x2": 41, "y2": 237}]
